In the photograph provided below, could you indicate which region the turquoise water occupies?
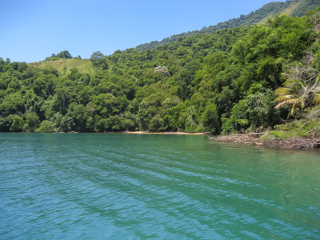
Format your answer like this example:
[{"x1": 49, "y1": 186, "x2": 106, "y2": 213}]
[{"x1": 0, "y1": 133, "x2": 320, "y2": 239}]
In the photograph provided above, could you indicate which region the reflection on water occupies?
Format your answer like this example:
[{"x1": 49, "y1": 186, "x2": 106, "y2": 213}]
[{"x1": 0, "y1": 133, "x2": 319, "y2": 239}]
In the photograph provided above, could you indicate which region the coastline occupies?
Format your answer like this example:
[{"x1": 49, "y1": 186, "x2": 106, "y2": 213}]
[
  {"x1": 41, "y1": 130, "x2": 210, "y2": 135},
  {"x1": 209, "y1": 134, "x2": 320, "y2": 150},
  {"x1": 5, "y1": 131, "x2": 320, "y2": 150},
  {"x1": 123, "y1": 131, "x2": 209, "y2": 135}
]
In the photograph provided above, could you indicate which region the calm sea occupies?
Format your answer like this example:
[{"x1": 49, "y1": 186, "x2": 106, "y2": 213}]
[{"x1": 1, "y1": 133, "x2": 319, "y2": 239}]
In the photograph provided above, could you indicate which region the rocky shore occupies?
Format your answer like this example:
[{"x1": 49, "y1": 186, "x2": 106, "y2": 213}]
[{"x1": 209, "y1": 134, "x2": 320, "y2": 150}]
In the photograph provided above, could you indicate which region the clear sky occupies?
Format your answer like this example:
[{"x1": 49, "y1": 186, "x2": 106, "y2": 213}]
[{"x1": 1, "y1": 0, "x2": 285, "y2": 63}]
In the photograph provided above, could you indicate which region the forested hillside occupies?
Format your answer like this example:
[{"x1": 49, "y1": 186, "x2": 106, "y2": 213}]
[
  {"x1": 0, "y1": 8, "x2": 319, "y2": 136},
  {"x1": 136, "y1": 0, "x2": 320, "y2": 51}
]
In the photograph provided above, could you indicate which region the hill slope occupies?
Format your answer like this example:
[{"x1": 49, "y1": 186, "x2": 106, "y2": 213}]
[
  {"x1": 135, "y1": 0, "x2": 320, "y2": 51},
  {"x1": 1, "y1": 8, "x2": 319, "y2": 138},
  {"x1": 28, "y1": 59, "x2": 95, "y2": 75}
]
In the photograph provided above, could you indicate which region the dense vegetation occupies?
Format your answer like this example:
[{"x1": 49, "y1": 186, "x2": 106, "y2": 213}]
[
  {"x1": 0, "y1": 8, "x2": 319, "y2": 136},
  {"x1": 136, "y1": 0, "x2": 320, "y2": 51}
]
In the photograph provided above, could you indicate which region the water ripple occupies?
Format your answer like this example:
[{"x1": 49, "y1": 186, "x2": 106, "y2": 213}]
[{"x1": 1, "y1": 133, "x2": 320, "y2": 239}]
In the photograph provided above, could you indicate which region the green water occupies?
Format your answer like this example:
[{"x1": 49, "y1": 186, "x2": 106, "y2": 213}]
[{"x1": 0, "y1": 133, "x2": 319, "y2": 239}]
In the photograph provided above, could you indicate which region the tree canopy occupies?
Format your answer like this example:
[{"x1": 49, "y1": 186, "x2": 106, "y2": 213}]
[{"x1": 0, "y1": 8, "x2": 320, "y2": 134}]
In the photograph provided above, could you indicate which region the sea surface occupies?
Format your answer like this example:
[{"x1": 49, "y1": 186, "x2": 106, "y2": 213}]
[{"x1": 0, "y1": 133, "x2": 320, "y2": 239}]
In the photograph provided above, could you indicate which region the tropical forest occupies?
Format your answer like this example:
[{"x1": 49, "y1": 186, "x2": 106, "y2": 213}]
[{"x1": 1, "y1": 2, "x2": 320, "y2": 147}]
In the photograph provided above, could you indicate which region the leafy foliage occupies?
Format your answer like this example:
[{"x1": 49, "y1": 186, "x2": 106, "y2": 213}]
[
  {"x1": 0, "y1": 8, "x2": 319, "y2": 134},
  {"x1": 274, "y1": 62, "x2": 320, "y2": 115}
]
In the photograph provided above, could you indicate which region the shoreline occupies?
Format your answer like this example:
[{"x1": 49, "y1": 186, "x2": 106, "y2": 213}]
[
  {"x1": 16, "y1": 130, "x2": 210, "y2": 135},
  {"x1": 209, "y1": 134, "x2": 320, "y2": 150},
  {"x1": 123, "y1": 131, "x2": 209, "y2": 135},
  {"x1": 4, "y1": 131, "x2": 320, "y2": 150}
]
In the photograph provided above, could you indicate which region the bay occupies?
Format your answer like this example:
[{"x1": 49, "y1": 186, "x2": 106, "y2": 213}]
[{"x1": 0, "y1": 133, "x2": 319, "y2": 239}]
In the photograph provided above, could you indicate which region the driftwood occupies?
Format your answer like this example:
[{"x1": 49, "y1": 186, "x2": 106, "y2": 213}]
[
  {"x1": 264, "y1": 138, "x2": 320, "y2": 150},
  {"x1": 209, "y1": 134, "x2": 320, "y2": 150},
  {"x1": 209, "y1": 134, "x2": 263, "y2": 146}
]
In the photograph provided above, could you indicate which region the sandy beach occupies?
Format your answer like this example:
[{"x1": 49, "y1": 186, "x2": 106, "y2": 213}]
[{"x1": 124, "y1": 131, "x2": 208, "y2": 135}]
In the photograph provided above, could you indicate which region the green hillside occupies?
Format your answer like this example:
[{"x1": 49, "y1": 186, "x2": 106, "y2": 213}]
[
  {"x1": 0, "y1": 6, "x2": 320, "y2": 140},
  {"x1": 136, "y1": 0, "x2": 320, "y2": 51},
  {"x1": 29, "y1": 59, "x2": 95, "y2": 75}
]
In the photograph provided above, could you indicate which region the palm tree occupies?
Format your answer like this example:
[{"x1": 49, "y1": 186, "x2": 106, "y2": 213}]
[{"x1": 274, "y1": 64, "x2": 320, "y2": 115}]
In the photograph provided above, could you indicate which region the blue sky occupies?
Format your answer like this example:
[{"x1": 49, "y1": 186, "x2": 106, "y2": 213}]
[{"x1": 1, "y1": 0, "x2": 285, "y2": 63}]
